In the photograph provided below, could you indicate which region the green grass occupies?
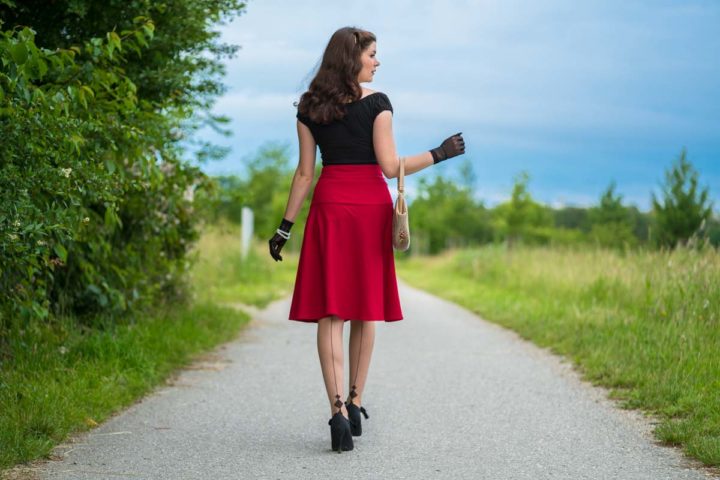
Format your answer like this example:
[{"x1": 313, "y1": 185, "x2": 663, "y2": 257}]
[
  {"x1": 0, "y1": 302, "x2": 248, "y2": 470},
  {"x1": 0, "y1": 222, "x2": 296, "y2": 471},
  {"x1": 188, "y1": 221, "x2": 299, "y2": 306},
  {"x1": 396, "y1": 244, "x2": 720, "y2": 467}
]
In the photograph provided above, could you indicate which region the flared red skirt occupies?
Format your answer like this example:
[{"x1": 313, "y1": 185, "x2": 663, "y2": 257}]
[{"x1": 288, "y1": 164, "x2": 403, "y2": 323}]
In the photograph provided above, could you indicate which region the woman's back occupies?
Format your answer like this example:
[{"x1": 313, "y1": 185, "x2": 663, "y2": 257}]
[{"x1": 296, "y1": 90, "x2": 393, "y2": 166}]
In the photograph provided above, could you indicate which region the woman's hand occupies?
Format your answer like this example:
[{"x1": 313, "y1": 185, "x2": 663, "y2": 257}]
[
  {"x1": 269, "y1": 218, "x2": 294, "y2": 262},
  {"x1": 430, "y1": 132, "x2": 465, "y2": 164},
  {"x1": 268, "y1": 233, "x2": 288, "y2": 262}
]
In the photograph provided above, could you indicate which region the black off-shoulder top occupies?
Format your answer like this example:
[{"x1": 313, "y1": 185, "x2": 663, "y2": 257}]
[{"x1": 296, "y1": 91, "x2": 393, "y2": 166}]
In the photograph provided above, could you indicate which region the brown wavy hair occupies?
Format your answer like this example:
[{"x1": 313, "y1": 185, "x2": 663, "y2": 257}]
[{"x1": 294, "y1": 27, "x2": 376, "y2": 125}]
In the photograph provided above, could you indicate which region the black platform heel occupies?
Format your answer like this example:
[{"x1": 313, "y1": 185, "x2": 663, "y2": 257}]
[
  {"x1": 345, "y1": 384, "x2": 369, "y2": 436},
  {"x1": 345, "y1": 401, "x2": 369, "y2": 436},
  {"x1": 327, "y1": 395, "x2": 354, "y2": 452}
]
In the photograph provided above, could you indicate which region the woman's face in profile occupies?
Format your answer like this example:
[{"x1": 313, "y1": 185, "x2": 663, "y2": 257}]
[{"x1": 358, "y1": 41, "x2": 380, "y2": 84}]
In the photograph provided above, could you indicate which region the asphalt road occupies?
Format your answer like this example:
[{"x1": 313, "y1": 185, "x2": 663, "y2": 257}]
[{"x1": 29, "y1": 279, "x2": 717, "y2": 480}]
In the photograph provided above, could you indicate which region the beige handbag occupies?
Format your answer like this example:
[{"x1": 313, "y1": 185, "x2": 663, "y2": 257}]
[{"x1": 392, "y1": 156, "x2": 410, "y2": 251}]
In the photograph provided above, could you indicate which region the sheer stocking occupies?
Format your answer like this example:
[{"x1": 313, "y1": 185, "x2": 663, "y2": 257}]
[
  {"x1": 347, "y1": 320, "x2": 375, "y2": 406},
  {"x1": 317, "y1": 315, "x2": 348, "y2": 419}
]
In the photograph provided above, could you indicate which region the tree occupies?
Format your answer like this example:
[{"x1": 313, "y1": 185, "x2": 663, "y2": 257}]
[
  {"x1": 588, "y1": 181, "x2": 637, "y2": 248},
  {"x1": 494, "y1": 171, "x2": 552, "y2": 247},
  {"x1": 0, "y1": 0, "x2": 246, "y2": 157},
  {"x1": 506, "y1": 171, "x2": 533, "y2": 243},
  {"x1": 651, "y1": 148, "x2": 713, "y2": 248},
  {"x1": 554, "y1": 206, "x2": 590, "y2": 232},
  {"x1": 707, "y1": 213, "x2": 720, "y2": 247},
  {"x1": 409, "y1": 174, "x2": 492, "y2": 254},
  {"x1": 589, "y1": 181, "x2": 628, "y2": 224},
  {"x1": 627, "y1": 206, "x2": 652, "y2": 243},
  {"x1": 199, "y1": 142, "x2": 296, "y2": 224}
]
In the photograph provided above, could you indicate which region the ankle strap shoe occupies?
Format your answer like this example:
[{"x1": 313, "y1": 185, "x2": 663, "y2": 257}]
[
  {"x1": 345, "y1": 401, "x2": 369, "y2": 436},
  {"x1": 328, "y1": 411, "x2": 354, "y2": 452}
]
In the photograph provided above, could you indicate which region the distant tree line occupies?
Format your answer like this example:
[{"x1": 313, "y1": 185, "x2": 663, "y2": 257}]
[{"x1": 208, "y1": 145, "x2": 718, "y2": 255}]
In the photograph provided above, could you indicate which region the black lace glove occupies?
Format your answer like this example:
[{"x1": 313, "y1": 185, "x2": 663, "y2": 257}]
[
  {"x1": 269, "y1": 218, "x2": 294, "y2": 262},
  {"x1": 430, "y1": 132, "x2": 465, "y2": 164}
]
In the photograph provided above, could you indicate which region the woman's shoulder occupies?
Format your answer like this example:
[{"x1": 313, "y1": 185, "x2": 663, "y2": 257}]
[
  {"x1": 356, "y1": 89, "x2": 392, "y2": 113},
  {"x1": 365, "y1": 90, "x2": 392, "y2": 116},
  {"x1": 346, "y1": 89, "x2": 392, "y2": 120},
  {"x1": 361, "y1": 88, "x2": 389, "y2": 100}
]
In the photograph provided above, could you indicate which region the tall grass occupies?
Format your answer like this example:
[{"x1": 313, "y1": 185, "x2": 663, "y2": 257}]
[
  {"x1": 397, "y1": 244, "x2": 720, "y2": 466},
  {"x1": 188, "y1": 221, "x2": 298, "y2": 306}
]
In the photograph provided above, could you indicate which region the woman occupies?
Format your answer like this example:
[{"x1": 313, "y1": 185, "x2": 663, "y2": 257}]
[{"x1": 268, "y1": 26, "x2": 465, "y2": 453}]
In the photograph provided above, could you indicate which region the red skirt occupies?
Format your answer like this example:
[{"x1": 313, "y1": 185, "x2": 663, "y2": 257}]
[{"x1": 288, "y1": 164, "x2": 403, "y2": 323}]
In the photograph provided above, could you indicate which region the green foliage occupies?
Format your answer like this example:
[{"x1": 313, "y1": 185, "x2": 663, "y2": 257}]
[
  {"x1": 708, "y1": 214, "x2": 720, "y2": 246},
  {"x1": 521, "y1": 225, "x2": 587, "y2": 246},
  {"x1": 198, "y1": 142, "x2": 312, "y2": 249},
  {"x1": 0, "y1": 0, "x2": 246, "y2": 331},
  {"x1": 0, "y1": 0, "x2": 247, "y2": 157},
  {"x1": 628, "y1": 205, "x2": 652, "y2": 243},
  {"x1": 651, "y1": 148, "x2": 714, "y2": 248},
  {"x1": 494, "y1": 171, "x2": 553, "y2": 246},
  {"x1": 589, "y1": 181, "x2": 630, "y2": 225},
  {"x1": 588, "y1": 222, "x2": 637, "y2": 249},
  {"x1": 588, "y1": 181, "x2": 638, "y2": 249},
  {"x1": 241, "y1": 143, "x2": 297, "y2": 237},
  {"x1": 202, "y1": 148, "x2": 716, "y2": 258},
  {"x1": 553, "y1": 206, "x2": 591, "y2": 232},
  {"x1": 1, "y1": 22, "x2": 157, "y2": 324},
  {"x1": 187, "y1": 221, "x2": 299, "y2": 306},
  {"x1": 408, "y1": 160, "x2": 493, "y2": 254}
]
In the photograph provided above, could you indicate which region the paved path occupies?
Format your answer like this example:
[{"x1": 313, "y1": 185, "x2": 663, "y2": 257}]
[{"x1": 30, "y1": 279, "x2": 717, "y2": 479}]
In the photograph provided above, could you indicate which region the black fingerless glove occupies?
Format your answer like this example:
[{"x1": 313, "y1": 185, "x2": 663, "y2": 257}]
[
  {"x1": 430, "y1": 132, "x2": 466, "y2": 164},
  {"x1": 269, "y1": 217, "x2": 294, "y2": 262}
]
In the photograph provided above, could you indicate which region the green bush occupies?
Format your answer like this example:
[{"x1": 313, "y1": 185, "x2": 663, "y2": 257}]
[{"x1": 0, "y1": 21, "x2": 209, "y2": 331}]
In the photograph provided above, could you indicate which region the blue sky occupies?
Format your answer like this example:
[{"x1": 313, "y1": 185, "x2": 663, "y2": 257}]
[{"x1": 189, "y1": 0, "x2": 720, "y2": 212}]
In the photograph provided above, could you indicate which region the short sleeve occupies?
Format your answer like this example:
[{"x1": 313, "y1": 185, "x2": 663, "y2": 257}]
[
  {"x1": 372, "y1": 92, "x2": 393, "y2": 119},
  {"x1": 296, "y1": 109, "x2": 312, "y2": 127}
]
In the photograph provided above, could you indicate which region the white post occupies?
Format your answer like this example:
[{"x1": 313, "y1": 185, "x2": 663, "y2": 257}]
[{"x1": 241, "y1": 206, "x2": 254, "y2": 260}]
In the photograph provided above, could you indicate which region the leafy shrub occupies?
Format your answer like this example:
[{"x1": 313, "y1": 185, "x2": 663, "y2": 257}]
[{"x1": 0, "y1": 20, "x2": 210, "y2": 331}]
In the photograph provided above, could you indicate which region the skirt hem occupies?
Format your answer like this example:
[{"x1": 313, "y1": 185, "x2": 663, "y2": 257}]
[{"x1": 288, "y1": 316, "x2": 404, "y2": 323}]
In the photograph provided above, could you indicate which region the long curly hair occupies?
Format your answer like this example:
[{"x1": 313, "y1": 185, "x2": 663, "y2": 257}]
[{"x1": 294, "y1": 27, "x2": 376, "y2": 125}]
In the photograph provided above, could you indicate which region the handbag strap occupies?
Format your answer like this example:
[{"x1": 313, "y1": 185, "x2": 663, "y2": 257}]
[{"x1": 397, "y1": 156, "x2": 405, "y2": 194}]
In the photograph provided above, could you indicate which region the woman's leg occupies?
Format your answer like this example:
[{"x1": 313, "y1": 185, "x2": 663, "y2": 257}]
[
  {"x1": 346, "y1": 320, "x2": 376, "y2": 407},
  {"x1": 317, "y1": 315, "x2": 349, "y2": 419}
]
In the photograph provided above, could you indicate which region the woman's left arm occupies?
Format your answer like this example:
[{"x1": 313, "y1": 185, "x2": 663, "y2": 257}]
[
  {"x1": 282, "y1": 120, "x2": 317, "y2": 223},
  {"x1": 269, "y1": 120, "x2": 317, "y2": 261}
]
